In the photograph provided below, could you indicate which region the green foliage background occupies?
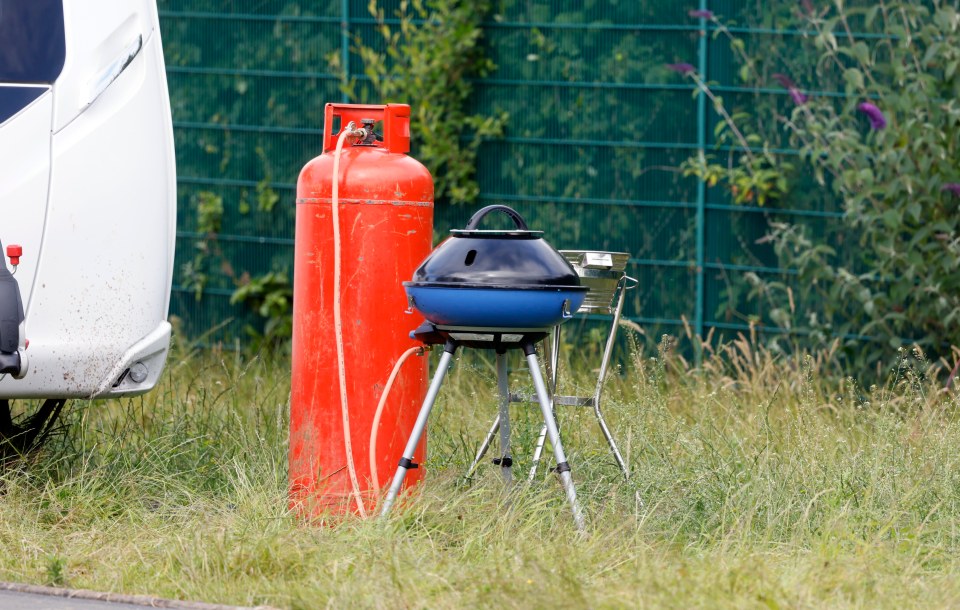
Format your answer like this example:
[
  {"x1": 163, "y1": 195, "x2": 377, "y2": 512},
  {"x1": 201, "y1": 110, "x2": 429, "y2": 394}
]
[
  {"x1": 159, "y1": 0, "x2": 958, "y2": 372},
  {"x1": 675, "y1": 1, "x2": 960, "y2": 370},
  {"x1": 161, "y1": 0, "x2": 701, "y2": 345}
]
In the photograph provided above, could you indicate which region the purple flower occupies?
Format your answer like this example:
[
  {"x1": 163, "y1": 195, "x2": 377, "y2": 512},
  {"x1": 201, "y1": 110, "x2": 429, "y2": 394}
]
[
  {"x1": 772, "y1": 73, "x2": 796, "y2": 89},
  {"x1": 772, "y1": 73, "x2": 808, "y2": 105},
  {"x1": 666, "y1": 63, "x2": 697, "y2": 75},
  {"x1": 800, "y1": 0, "x2": 815, "y2": 15},
  {"x1": 942, "y1": 183, "x2": 960, "y2": 197},
  {"x1": 688, "y1": 9, "x2": 714, "y2": 19},
  {"x1": 789, "y1": 89, "x2": 809, "y2": 105},
  {"x1": 856, "y1": 102, "x2": 887, "y2": 130}
]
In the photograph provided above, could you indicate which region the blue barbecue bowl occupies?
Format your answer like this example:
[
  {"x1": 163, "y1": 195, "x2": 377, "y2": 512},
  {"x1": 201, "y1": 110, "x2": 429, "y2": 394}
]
[{"x1": 404, "y1": 284, "x2": 588, "y2": 329}]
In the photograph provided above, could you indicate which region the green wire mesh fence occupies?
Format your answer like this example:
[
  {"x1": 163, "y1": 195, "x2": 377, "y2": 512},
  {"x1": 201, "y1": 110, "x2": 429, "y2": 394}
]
[{"x1": 159, "y1": 0, "x2": 846, "y2": 350}]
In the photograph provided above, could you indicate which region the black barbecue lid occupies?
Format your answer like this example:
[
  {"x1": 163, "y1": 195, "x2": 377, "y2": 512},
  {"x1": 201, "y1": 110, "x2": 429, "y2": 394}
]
[{"x1": 410, "y1": 205, "x2": 582, "y2": 288}]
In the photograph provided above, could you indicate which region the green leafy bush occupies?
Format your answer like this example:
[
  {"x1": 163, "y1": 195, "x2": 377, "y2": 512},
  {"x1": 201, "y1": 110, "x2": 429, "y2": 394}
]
[
  {"x1": 173, "y1": 0, "x2": 505, "y2": 345},
  {"x1": 677, "y1": 2, "x2": 960, "y2": 370},
  {"x1": 339, "y1": 0, "x2": 507, "y2": 207}
]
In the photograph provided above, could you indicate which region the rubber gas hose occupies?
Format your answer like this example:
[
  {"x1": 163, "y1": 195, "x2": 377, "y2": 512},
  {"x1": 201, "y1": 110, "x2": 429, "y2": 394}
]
[{"x1": 331, "y1": 123, "x2": 368, "y2": 517}]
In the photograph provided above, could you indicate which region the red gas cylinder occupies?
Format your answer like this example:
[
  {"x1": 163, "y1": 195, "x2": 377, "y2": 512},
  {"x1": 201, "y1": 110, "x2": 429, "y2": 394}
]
[{"x1": 290, "y1": 103, "x2": 433, "y2": 517}]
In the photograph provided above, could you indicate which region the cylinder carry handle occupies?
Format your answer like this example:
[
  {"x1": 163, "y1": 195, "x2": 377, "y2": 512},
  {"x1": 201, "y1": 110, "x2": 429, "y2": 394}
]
[
  {"x1": 463, "y1": 205, "x2": 530, "y2": 231},
  {"x1": 322, "y1": 103, "x2": 410, "y2": 154}
]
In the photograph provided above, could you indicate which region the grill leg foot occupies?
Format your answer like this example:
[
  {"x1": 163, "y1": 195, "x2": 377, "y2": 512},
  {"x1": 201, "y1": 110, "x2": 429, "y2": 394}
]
[
  {"x1": 523, "y1": 343, "x2": 585, "y2": 532},
  {"x1": 595, "y1": 406, "x2": 629, "y2": 479}
]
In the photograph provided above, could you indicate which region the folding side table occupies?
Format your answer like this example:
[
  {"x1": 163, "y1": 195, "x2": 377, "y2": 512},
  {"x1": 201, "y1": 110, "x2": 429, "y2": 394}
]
[{"x1": 466, "y1": 251, "x2": 636, "y2": 482}]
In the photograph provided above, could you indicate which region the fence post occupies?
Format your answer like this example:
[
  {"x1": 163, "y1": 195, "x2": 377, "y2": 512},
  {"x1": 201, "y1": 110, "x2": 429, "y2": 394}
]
[
  {"x1": 340, "y1": 0, "x2": 350, "y2": 102},
  {"x1": 694, "y1": 0, "x2": 709, "y2": 365}
]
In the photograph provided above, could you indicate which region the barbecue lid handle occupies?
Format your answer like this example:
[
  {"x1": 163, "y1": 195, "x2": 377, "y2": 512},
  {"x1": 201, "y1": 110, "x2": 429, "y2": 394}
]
[{"x1": 463, "y1": 205, "x2": 530, "y2": 231}]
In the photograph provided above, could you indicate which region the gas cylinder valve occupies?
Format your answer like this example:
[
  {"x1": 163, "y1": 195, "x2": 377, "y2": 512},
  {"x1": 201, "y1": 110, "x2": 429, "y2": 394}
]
[
  {"x1": 359, "y1": 118, "x2": 381, "y2": 145},
  {"x1": 341, "y1": 121, "x2": 370, "y2": 146}
]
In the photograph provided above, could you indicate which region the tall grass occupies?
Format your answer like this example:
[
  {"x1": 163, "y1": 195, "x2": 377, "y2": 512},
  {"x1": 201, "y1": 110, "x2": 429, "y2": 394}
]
[{"x1": 1, "y1": 332, "x2": 960, "y2": 608}]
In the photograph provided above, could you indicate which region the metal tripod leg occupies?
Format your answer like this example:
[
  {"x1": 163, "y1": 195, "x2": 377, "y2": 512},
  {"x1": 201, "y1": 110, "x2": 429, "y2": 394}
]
[
  {"x1": 464, "y1": 352, "x2": 511, "y2": 480},
  {"x1": 381, "y1": 342, "x2": 457, "y2": 516},
  {"x1": 528, "y1": 425, "x2": 549, "y2": 482},
  {"x1": 528, "y1": 326, "x2": 560, "y2": 482},
  {"x1": 594, "y1": 282, "x2": 629, "y2": 479},
  {"x1": 464, "y1": 353, "x2": 518, "y2": 485},
  {"x1": 465, "y1": 414, "x2": 499, "y2": 480},
  {"x1": 530, "y1": 281, "x2": 632, "y2": 481},
  {"x1": 523, "y1": 340, "x2": 585, "y2": 531},
  {"x1": 495, "y1": 351, "x2": 512, "y2": 484}
]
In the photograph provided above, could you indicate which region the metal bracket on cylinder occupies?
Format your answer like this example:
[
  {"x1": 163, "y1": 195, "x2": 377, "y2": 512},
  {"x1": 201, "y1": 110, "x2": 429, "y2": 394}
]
[{"x1": 322, "y1": 103, "x2": 411, "y2": 153}]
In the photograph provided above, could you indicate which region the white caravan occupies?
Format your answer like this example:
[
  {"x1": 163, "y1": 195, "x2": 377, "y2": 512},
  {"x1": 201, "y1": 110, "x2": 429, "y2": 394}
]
[{"x1": 0, "y1": 0, "x2": 176, "y2": 448}]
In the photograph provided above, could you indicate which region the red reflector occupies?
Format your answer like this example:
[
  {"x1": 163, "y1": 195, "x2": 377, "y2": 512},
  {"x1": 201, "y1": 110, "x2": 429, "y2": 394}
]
[{"x1": 6, "y1": 244, "x2": 22, "y2": 266}]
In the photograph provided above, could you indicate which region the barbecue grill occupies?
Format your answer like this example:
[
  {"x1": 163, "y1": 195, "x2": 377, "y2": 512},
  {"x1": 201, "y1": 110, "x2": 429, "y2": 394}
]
[
  {"x1": 380, "y1": 205, "x2": 588, "y2": 530},
  {"x1": 403, "y1": 205, "x2": 588, "y2": 330}
]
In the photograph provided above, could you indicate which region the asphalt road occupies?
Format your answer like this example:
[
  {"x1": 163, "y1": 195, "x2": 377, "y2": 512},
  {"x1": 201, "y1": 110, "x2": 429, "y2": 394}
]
[
  {"x1": 0, "y1": 585, "x2": 273, "y2": 610},
  {"x1": 0, "y1": 590, "x2": 155, "y2": 609}
]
